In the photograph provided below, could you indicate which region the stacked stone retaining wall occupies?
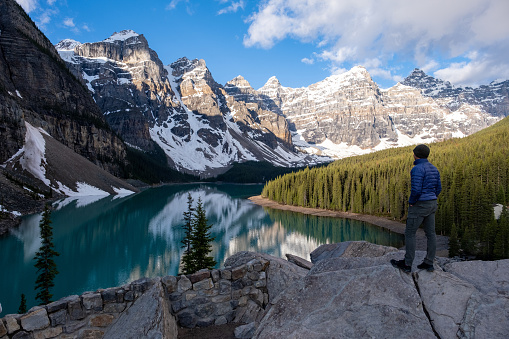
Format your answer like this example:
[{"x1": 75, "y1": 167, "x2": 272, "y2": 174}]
[
  {"x1": 163, "y1": 257, "x2": 269, "y2": 328},
  {"x1": 0, "y1": 277, "x2": 160, "y2": 339},
  {"x1": 0, "y1": 257, "x2": 270, "y2": 338}
]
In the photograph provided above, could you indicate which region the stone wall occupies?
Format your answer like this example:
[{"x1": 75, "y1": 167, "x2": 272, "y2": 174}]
[
  {"x1": 0, "y1": 277, "x2": 173, "y2": 339},
  {"x1": 162, "y1": 257, "x2": 269, "y2": 328},
  {"x1": 0, "y1": 257, "x2": 271, "y2": 338}
]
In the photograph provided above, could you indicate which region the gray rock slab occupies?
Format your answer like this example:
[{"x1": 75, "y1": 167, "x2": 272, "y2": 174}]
[
  {"x1": 414, "y1": 268, "x2": 477, "y2": 338},
  {"x1": 310, "y1": 250, "x2": 431, "y2": 274},
  {"x1": 46, "y1": 295, "x2": 78, "y2": 313},
  {"x1": 20, "y1": 307, "x2": 50, "y2": 332},
  {"x1": 4, "y1": 314, "x2": 21, "y2": 334},
  {"x1": 443, "y1": 259, "x2": 509, "y2": 294},
  {"x1": 417, "y1": 259, "x2": 509, "y2": 339},
  {"x1": 235, "y1": 322, "x2": 256, "y2": 339},
  {"x1": 285, "y1": 254, "x2": 313, "y2": 270},
  {"x1": 255, "y1": 259, "x2": 435, "y2": 338},
  {"x1": 310, "y1": 241, "x2": 398, "y2": 263},
  {"x1": 103, "y1": 278, "x2": 178, "y2": 339},
  {"x1": 82, "y1": 292, "x2": 102, "y2": 311}
]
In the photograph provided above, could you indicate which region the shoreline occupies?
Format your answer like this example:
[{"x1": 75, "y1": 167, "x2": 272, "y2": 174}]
[{"x1": 248, "y1": 195, "x2": 449, "y2": 256}]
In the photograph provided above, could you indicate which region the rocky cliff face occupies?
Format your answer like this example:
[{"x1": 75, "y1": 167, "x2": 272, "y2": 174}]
[
  {"x1": 0, "y1": 0, "x2": 137, "y2": 229},
  {"x1": 0, "y1": 0, "x2": 126, "y2": 175},
  {"x1": 236, "y1": 66, "x2": 503, "y2": 158},
  {"x1": 58, "y1": 33, "x2": 322, "y2": 176},
  {"x1": 403, "y1": 68, "x2": 509, "y2": 118},
  {"x1": 56, "y1": 31, "x2": 173, "y2": 152}
]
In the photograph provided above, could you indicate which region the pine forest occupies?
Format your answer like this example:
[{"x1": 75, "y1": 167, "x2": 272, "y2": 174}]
[{"x1": 262, "y1": 116, "x2": 509, "y2": 259}]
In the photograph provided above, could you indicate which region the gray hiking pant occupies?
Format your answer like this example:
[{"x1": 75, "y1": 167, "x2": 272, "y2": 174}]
[{"x1": 404, "y1": 200, "x2": 438, "y2": 266}]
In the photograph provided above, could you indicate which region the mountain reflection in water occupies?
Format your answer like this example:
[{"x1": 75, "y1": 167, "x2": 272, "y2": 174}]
[{"x1": 0, "y1": 183, "x2": 403, "y2": 315}]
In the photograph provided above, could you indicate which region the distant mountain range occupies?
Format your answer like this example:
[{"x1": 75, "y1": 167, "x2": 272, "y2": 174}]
[{"x1": 56, "y1": 30, "x2": 508, "y2": 172}]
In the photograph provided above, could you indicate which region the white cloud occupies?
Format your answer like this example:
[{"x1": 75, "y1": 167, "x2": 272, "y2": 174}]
[
  {"x1": 421, "y1": 60, "x2": 439, "y2": 73},
  {"x1": 38, "y1": 10, "x2": 51, "y2": 26},
  {"x1": 243, "y1": 0, "x2": 509, "y2": 85},
  {"x1": 166, "y1": 0, "x2": 187, "y2": 10},
  {"x1": 301, "y1": 57, "x2": 314, "y2": 65},
  {"x1": 46, "y1": 0, "x2": 56, "y2": 5},
  {"x1": 82, "y1": 24, "x2": 91, "y2": 32},
  {"x1": 63, "y1": 17, "x2": 75, "y2": 28},
  {"x1": 218, "y1": 1, "x2": 245, "y2": 15},
  {"x1": 434, "y1": 52, "x2": 509, "y2": 87},
  {"x1": 16, "y1": 0, "x2": 38, "y2": 13},
  {"x1": 36, "y1": 8, "x2": 58, "y2": 29}
]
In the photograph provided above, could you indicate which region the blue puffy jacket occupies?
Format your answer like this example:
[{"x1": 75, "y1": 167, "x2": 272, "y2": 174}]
[{"x1": 408, "y1": 159, "x2": 442, "y2": 204}]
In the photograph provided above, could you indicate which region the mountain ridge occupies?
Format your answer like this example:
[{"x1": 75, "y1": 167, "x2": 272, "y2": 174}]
[
  {"x1": 56, "y1": 31, "x2": 326, "y2": 177},
  {"x1": 56, "y1": 29, "x2": 508, "y2": 170}
]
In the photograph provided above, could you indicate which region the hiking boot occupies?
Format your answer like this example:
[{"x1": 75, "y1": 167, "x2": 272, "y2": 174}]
[
  {"x1": 417, "y1": 262, "x2": 434, "y2": 272},
  {"x1": 390, "y1": 259, "x2": 411, "y2": 273}
]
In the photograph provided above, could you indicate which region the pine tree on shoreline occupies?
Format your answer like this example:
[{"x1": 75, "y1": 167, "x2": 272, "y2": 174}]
[
  {"x1": 180, "y1": 193, "x2": 196, "y2": 275},
  {"x1": 191, "y1": 197, "x2": 216, "y2": 271},
  {"x1": 18, "y1": 294, "x2": 27, "y2": 314},
  {"x1": 179, "y1": 196, "x2": 216, "y2": 274},
  {"x1": 34, "y1": 205, "x2": 59, "y2": 305}
]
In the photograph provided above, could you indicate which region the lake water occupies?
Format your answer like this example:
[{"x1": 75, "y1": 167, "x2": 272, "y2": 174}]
[{"x1": 0, "y1": 183, "x2": 404, "y2": 315}]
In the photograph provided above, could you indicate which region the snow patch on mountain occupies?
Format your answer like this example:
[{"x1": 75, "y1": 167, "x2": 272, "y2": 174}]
[
  {"x1": 55, "y1": 39, "x2": 81, "y2": 51},
  {"x1": 150, "y1": 69, "x2": 259, "y2": 174},
  {"x1": 103, "y1": 30, "x2": 140, "y2": 43},
  {"x1": 18, "y1": 121, "x2": 50, "y2": 186}
]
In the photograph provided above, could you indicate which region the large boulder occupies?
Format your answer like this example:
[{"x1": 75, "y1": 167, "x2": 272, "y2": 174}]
[
  {"x1": 255, "y1": 252, "x2": 436, "y2": 338},
  {"x1": 416, "y1": 259, "x2": 509, "y2": 338},
  {"x1": 224, "y1": 251, "x2": 308, "y2": 303},
  {"x1": 254, "y1": 242, "x2": 509, "y2": 339},
  {"x1": 103, "y1": 278, "x2": 178, "y2": 339}
]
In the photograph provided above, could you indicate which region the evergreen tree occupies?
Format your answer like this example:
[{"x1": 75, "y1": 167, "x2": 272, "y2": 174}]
[
  {"x1": 18, "y1": 293, "x2": 27, "y2": 314},
  {"x1": 494, "y1": 207, "x2": 509, "y2": 259},
  {"x1": 191, "y1": 197, "x2": 217, "y2": 271},
  {"x1": 34, "y1": 205, "x2": 59, "y2": 305},
  {"x1": 448, "y1": 223, "x2": 460, "y2": 257},
  {"x1": 180, "y1": 194, "x2": 196, "y2": 275}
]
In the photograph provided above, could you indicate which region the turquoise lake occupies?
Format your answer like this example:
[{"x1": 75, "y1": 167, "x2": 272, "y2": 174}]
[{"x1": 0, "y1": 183, "x2": 404, "y2": 315}]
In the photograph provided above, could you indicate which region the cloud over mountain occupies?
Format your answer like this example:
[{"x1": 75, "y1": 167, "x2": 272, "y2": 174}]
[{"x1": 243, "y1": 0, "x2": 509, "y2": 87}]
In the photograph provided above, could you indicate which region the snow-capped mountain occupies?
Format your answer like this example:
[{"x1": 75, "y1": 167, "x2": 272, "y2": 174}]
[
  {"x1": 226, "y1": 67, "x2": 505, "y2": 159},
  {"x1": 403, "y1": 68, "x2": 509, "y2": 117},
  {"x1": 56, "y1": 31, "x2": 325, "y2": 177},
  {"x1": 56, "y1": 29, "x2": 509, "y2": 168}
]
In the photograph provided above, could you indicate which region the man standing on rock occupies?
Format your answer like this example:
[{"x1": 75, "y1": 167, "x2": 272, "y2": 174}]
[{"x1": 391, "y1": 144, "x2": 441, "y2": 273}]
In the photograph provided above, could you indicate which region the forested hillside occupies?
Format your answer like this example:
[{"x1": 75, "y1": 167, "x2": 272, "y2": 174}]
[{"x1": 262, "y1": 117, "x2": 509, "y2": 259}]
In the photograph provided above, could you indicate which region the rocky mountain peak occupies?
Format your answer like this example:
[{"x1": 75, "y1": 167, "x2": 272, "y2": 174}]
[
  {"x1": 103, "y1": 29, "x2": 141, "y2": 43},
  {"x1": 325, "y1": 65, "x2": 375, "y2": 88},
  {"x1": 402, "y1": 68, "x2": 509, "y2": 117},
  {"x1": 225, "y1": 75, "x2": 253, "y2": 90},
  {"x1": 73, "y1": 30, "x2": 153, "y2": 66},
  {"x1": 402, "y1": 68, "x2": 453, "y2": 92},
  {"x1": 349, "y1": 65, "x2": 370, "y2": 76},
  {"x1": 55, "y1": 39, "x2": 81, "y2": 51},
  {"x1": 170, "y1": 57, "x2": 208, "y2": 80},
  {"x1": 260, "y1": 76, "x2": 282, "y2": 90}
]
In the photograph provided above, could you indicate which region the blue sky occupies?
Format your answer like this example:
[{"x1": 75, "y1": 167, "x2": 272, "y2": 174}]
[{"x1": 16, "y1": 0, "x2": 509, "y2": 90}]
